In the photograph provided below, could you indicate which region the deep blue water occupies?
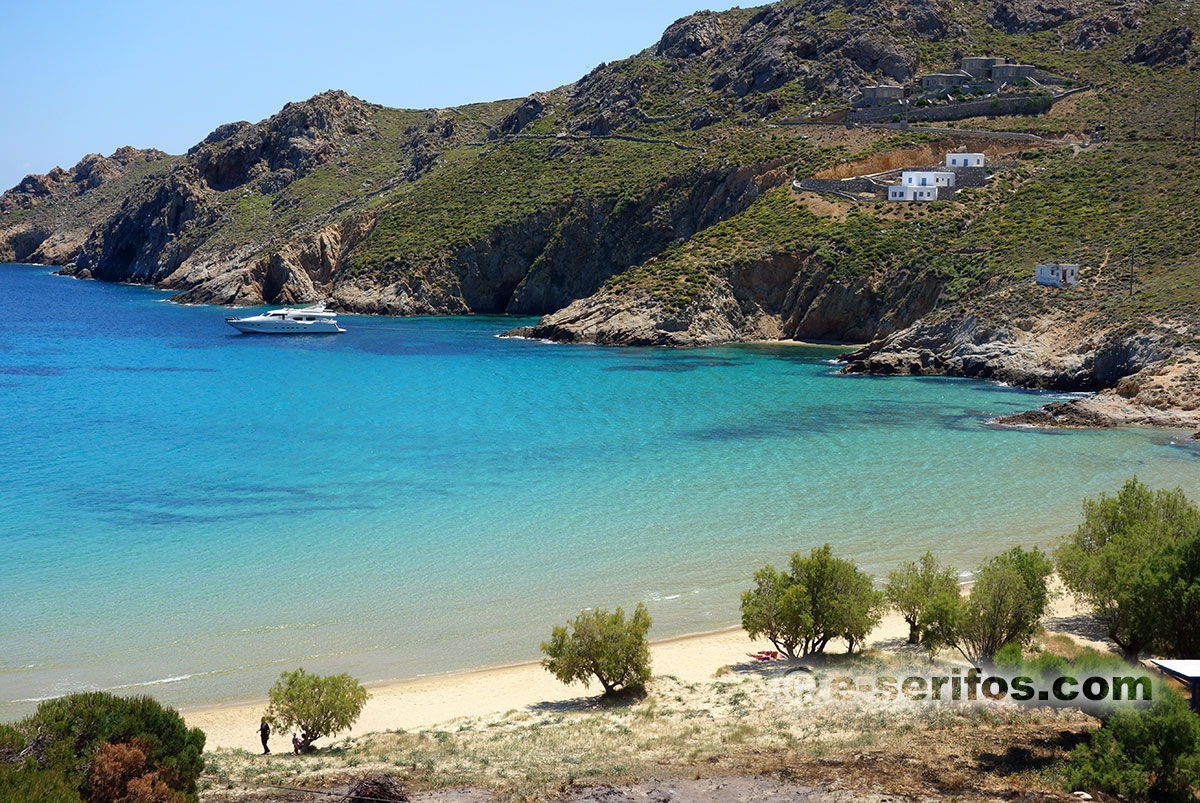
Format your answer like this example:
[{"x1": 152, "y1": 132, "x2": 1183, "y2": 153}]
[{"x1": 3, "y1": 262, "x2": 1199, "y2": 717}]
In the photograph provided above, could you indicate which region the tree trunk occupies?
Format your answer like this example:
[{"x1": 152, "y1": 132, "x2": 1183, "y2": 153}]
[{"x1": 907, "y1": 619, "x2": 921, "y2": 644}]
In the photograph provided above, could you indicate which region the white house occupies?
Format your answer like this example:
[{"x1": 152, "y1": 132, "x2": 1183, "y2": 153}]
[
  {"x1": 1035, "y1": 263, "x2": 1080, "y2": 288},
  {"x1": 888, "y1": 170, "x2": 956, "y2": 202},
  {"x1": 945, "y1": 153, "x2": 984, "y2": 168},
  {"x1": 902, "y1": 170, "x2": 956, "y2": 188},
  {"x1": 888, "y1": 185, "x2": 940, "y2": 201}
]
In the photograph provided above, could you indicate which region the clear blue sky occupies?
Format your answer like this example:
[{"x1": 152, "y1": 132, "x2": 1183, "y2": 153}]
[{"x1": 1, "y1": 0, "x2": 738, "y2": 191}]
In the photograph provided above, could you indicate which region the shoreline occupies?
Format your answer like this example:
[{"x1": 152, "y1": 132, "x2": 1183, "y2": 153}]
[
  {"x1": 186, "y1": 590, "x2": 1100, "y2": 752},
  {"x1": 180, "y1": 623, "x2": 748, "y2": 717},
  {"x1": 183, "y1": 624, "x2": 775, "y2": 751}
]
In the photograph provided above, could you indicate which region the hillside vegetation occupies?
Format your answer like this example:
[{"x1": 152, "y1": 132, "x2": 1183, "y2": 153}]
[{"x1": 4, "y1": 0, "x2": 1200, "y2": 418}]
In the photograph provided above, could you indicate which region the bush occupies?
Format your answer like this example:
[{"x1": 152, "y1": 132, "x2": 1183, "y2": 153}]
[
  {"x1": 1056, "y1": 477, "x2": 1200, "y2": 661},
  {"x1": 264, "y1": 669, "x2": 369, "y2": 752},
  {"x1": 0, "y1": 764, "x2": 79, "y2": 803},
  {"x1": 885, "y1": 551, "x2": 960, "y2": 643},
  {"x1": 540, "y1": 604, "x2": 652, "y2": 695},
  {"x1": 20, "y1": 692, "x2": 205, "y2": 801},
  {"x1": 920, "y1": 546, "x2": 1053, "y2": 666},
  {"x1": 1067, "y1": 686, "x2": 1200, "y2": 802},
  {"x1": 88, "y1": 740, "x2": 184, "y2": 803},
  {"x1": 741, "y1": 544, "x2": 884, "y2": 658},
  {"x1": 1162, "y1": 532, "x2": 1200, "y2": 657}
]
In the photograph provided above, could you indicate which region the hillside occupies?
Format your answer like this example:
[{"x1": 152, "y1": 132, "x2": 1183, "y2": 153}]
[{"x1": 4, "y1": 0, "x2": 1200, "y2": 422}]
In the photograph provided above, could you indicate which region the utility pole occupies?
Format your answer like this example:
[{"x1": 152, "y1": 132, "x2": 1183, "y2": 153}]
[{"x1": 1129, "y1": 243, "x2": 1136, "y2": 299}]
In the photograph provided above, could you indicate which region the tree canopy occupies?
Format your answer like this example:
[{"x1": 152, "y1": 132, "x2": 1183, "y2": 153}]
[
  {"x1": 264, "y1": 669, "x2": 369, "y2": 752},
  {"x1": 920, "y1": 546, "x2": 1053, "y2": 666},
  {"x1": 540, "y1": 604, "x2": 652, "y2": 695},
  {"x1": 885, "y1": 551, "x2": 960, "y2": 644},
  {"x1": 741, "y1": 544, "x2": 884, "y2": 658},
  {"x1": 1056, "y1": 477, "x2": 1200, "y2": 661}
]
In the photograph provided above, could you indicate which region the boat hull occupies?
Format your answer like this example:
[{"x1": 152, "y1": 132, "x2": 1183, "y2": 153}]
[{"x1": 226, "y1": 318, "x2": 345, "y2": 334}]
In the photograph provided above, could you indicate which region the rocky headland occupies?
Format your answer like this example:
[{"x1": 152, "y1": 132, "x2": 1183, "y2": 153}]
[{"x1": 4, "y1": 0, "x2": 1200, "y2": 427}]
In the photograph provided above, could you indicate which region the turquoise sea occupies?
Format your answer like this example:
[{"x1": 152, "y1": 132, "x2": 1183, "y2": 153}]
[{"x1": 3, "y1": 262, "x2": 1199, "y2": 718}]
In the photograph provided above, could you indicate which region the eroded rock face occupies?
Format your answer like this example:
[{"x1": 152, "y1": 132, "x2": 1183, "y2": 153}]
[
  {"x1": 499, "y1": 95, "x2": 546, "y2": 135},
  {"x1": 70, "y1": 166, "x2": 218, "y2": 283},
  {"x1": 656, "y1": 11, "x2": 726, "y2": 58},
  {"x1": 841, "y1": 313, "x2": 1171, "y2": 390},
  {"x1": 1070, "y1": 0, "x2": 1150, "y2": 49},
  {"x1": 168, "y1": 213, "x2": 377, "y2": 307},
  {"x1": 989, "y1": 0, "x2": 1083, "y2": 32},
  {"x1": 1123, "y1": 25, "x2": 1193, "y2": 67},
  {"x1": 506, "y1": 254, "x2": 943, "y2": 347},
  {"x1": 0, "y1": 147, "x2": 168, "y2": 213},
  {"x1": 189, "y1": 90, "x2": 375, "y2": 192}
]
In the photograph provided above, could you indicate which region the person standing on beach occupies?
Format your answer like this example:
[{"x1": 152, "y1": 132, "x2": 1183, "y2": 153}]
[{"x1": 259, "y1": 717, "x2": 271, "y2": 754}]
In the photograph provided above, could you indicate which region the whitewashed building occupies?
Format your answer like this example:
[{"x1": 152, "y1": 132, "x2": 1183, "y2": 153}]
[
  {"x1": 888, "y1": 170, "x2": 956, "y2": 201},
  {"x1": 902, "y1": 170, "x2": 956, "y2": 188},
  {"x1": 945, "y1": 152, "x2": 984, "y2": 168},
  {"x1": 1035, "y1": 263, "x2": 1080, "y2": 287},
  {"x1": 888, "y1": 185, "x2": 941, "y2": 201}
]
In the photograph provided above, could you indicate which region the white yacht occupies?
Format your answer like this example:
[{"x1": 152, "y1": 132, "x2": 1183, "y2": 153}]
[{"x1": 225, "y1": 301, "x2": 346, "y2": 334}]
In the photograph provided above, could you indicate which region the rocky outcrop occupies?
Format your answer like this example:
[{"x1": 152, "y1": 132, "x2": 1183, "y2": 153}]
[
  {"x1": 994, "y1": 401, "x2": 1115, "y2": 427},
  {"x1": 507, "y1": 255, "x2": 942, "y2": 347},
  {"x1": 0, "y1": 147, "x2": 168, "y2": 213},
  {"x1": 656, "y1": 12, "x2": 726, "y2": 58},
  {"x1": 1070, "y1": 0, "x2": 1150, "y2": 48},
  {"x1": 499, "y1": 95, "x2": 546, "y2": 135},
  {"x1": 189, "y1": 90, "x2": 376, "y2": 192},
  {"x1": 168, "y1": 212, "x2": 377, "y2": 307},
  {"x1": 989, "y1": 0, "x2": 1084, "y2": 32},
  {"x1": 841, "y1": 313, "x2": 1171, "y2": 389},
  {"x1": 1123, "y1": 25, "x2": 1193, "y2": 67},
  {"x1": 66, "y1": 166, "x2": 218, "y2": 284}
]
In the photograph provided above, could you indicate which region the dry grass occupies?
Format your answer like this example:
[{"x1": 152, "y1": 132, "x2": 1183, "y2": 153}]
[{"x1": 198, "y1": 650, "x2": 1096, "y2": 802}]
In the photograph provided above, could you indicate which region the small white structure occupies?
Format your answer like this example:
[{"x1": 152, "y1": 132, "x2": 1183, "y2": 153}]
[
  {"x1": 888, "y1": 170, "x2": 956, "y2": 202},
  {"x1": 945, "y1": 152, "x2": 984, "y2": 168},
  {"x1": 1035, "y1": 263, "x2": 1080, "y2": 288},
  {"x1": 888, "y1": 185, "x2": 939, "y2": 201},
  {"x1": 902, "y1": 170, "x2": 956, "y2": 188}
]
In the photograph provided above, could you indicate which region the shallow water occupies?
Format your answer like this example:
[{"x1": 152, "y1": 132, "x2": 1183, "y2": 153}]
[{"x1": 2, "y1": 263, "x2": 1198, "y2": 717}]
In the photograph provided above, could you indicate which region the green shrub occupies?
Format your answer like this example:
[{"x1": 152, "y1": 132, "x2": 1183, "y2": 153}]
[
  {"x1": 920, "y1": 546, "x2": 1053, "y2": 666},
  {"x1": 885, "y1": 551, "x2": 960, "y2": 643},
  {"x1": 264, "y1": 669, "x2": 369, "y2": 752},
  {"x1": 541, "y1": 603, "x2": 652, "y2": 695},
  {"x1": 741, "y1": 544, "x2": 884, "y2": 657},
  {"x1": 21, "y1": 692, "x2": 205, "y2": 801},
  {"x1": 1067, "y1": 686, "x2": 1200, "y2": 802},
  {"x1": 1056, "y1": 477, "x2": 1200, "y2": 661},
  {"x1": 0, "y1": 764, "x2": 79, "y2": 803}
]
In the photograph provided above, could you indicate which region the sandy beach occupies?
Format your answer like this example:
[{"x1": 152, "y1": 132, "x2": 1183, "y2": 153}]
[{"x1": 186, "y1": 587, "x2": 1096, "y2": 753}]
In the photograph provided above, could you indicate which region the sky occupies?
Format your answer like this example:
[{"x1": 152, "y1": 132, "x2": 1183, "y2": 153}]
[{"x1": 0, "y1": 0, "x2": 739, "y2": 191}]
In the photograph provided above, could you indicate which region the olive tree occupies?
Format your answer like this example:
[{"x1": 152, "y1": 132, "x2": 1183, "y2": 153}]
[
  {"x1": 741, "y1": 544, "x2": 884, "y2": 658},
  {"x1": 264, "y1": 669, "x2": 369, "y2": 752},
  {"x1": 540, "y1": 604, "x2": 652, "y2": 695},
  {"x1": 1056, "y1": 477, "x2": 1200, "y2": 661},
  {"x1": 920, "y1": 546, "x2": 1053, "y2": 666},
  {"x1": 884, "y1": 551, "x2": 960, "y2": 644}
]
